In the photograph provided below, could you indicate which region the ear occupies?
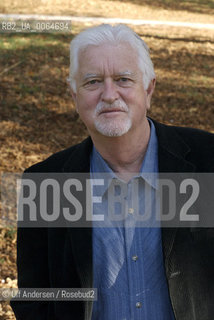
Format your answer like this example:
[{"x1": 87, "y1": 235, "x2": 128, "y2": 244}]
[
  {"x1": 70, "y1": 88, "x2": 79, "y2": 113},
  {"x1": 146, "y1": 78, "x2": 156, "y2": 110}
]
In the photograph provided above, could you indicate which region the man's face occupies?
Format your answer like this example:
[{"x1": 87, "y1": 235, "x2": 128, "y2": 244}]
[{"x1": 71, "y1": 42, "x2": 155, "y2": 137}]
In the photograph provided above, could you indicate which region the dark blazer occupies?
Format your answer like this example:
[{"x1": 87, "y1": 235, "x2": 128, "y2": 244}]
[{"x1": 11, "y1": 120, "x2": 214, "y2": 320}]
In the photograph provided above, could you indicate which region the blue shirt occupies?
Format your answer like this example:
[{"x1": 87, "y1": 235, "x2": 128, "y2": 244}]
[{"x1": 90, "y1": 119, "x2": 175, "y2": 320}]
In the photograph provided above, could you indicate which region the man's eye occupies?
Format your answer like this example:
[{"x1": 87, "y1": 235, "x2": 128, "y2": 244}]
[
  {"x1": 115, "y1": 77, "x2": 132, "y2": 85},
  {"x1": 86, "y1": 79, "x2": 100, "y2": 85},
  {"x1": 116, "y1": 77, "x2": 131, "y2": 83}
]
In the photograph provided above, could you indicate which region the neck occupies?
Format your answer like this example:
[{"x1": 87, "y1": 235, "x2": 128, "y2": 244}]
[{"x1": 90, "y1": 119, "x2": 151, "y2": 181}]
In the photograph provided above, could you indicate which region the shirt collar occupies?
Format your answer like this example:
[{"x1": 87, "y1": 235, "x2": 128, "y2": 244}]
[{"x1": 139, "y1": 118, "x2": 159, "y2": 189}]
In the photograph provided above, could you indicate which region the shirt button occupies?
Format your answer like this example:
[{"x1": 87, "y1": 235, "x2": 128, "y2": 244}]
[
  {"x1": 136, "y1": 302, "x2": 142, "y2": 308},
  {"x1": 128, "y1": 208, "x2": 134, "y2": 214},
  {"x1": 132, "y1": 255, "x2": 138, "y2": 261}
]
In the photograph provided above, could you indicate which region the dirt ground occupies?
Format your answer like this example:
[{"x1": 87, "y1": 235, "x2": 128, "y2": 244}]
[
  {"x1": 0, "y1": 1, "x2": 214, "y2": 318},
  {"x1": 1, "y1": 0, "x2": 214, "y2": 23}
]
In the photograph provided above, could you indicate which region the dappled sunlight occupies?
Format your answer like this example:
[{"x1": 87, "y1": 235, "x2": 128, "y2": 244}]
[{"x1": 1, "y1": 0, "x2": 214, "y2": 23}]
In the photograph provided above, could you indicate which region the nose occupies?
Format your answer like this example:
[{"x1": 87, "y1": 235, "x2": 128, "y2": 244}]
[{"x1": 101, "y1": 79, "x2": 119, "y2": 104}]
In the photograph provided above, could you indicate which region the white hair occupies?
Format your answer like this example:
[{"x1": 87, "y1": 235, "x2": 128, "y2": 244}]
[{"x1": 68, "y1": 24, "x2": 155, "y2": 92}]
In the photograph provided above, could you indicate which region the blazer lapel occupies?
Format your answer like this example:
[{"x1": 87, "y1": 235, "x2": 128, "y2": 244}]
[
  {"x1": 152, "y1": 120, "x2": 199, "y2": 319},
  {"x1": 152, "y1": 119, "x2": 196, "y2": 261}
]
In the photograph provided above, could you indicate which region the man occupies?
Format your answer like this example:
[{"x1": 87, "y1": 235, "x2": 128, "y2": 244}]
[{"x1": 11, "y1": 24, "x2": 214, "y2": 319}]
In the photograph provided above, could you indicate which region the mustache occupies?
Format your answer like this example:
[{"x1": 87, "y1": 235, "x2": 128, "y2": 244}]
[{"x1": 95, "y1": 100, "x2": 129, "y2": 115}]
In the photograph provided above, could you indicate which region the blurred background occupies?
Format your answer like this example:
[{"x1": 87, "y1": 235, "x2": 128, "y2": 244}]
[{"x1": 0, "y1": 0, "x2": 214, "y2": 318}]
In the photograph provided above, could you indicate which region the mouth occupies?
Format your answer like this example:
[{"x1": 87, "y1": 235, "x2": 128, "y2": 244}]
[{"x1": 99, "y1": 109, "x2": 125, "y2": 115}]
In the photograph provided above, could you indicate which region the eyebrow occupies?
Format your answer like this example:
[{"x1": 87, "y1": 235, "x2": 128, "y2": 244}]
[
  {"x1": 117, "y1": 71, "x2": 133, "y2": 76},
  {"x1": 83, "y1": 71, "x2": 134, "y2": 80},
  {"x1": 83, "y1": 73, "x2": 100, "y2": 81}
]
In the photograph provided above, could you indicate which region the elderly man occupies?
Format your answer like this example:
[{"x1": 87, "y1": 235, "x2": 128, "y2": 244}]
[{"x1": 11, "y1": 24, "x2": 214, "y2": 320}]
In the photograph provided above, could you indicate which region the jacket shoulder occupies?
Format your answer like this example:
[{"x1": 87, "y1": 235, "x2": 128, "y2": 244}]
[
  {"x1": 153, "y1": 119, "x2": 214, "y2": 171},
  {"x1": 172, "y1": 125, "x2": 214, "y2": 146},
  {"x1": 170, "y1": 125, "x2": 214, "y2": 163},
  {"x1": 153, "y1": 119, "x2": 214, "y2": 149},
  {"x1": 25, "y1": 138, "x2": 91, "y2": 173}
]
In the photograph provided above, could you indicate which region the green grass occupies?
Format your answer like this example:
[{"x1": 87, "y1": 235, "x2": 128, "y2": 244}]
[{"x1": 5, "y1": 228, "x2": 16, "y2": 239}]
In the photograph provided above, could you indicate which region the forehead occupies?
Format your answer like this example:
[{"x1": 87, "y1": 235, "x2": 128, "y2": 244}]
[{"x1": 77, "y1": 42, "x2": 139, "y2": 76}]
